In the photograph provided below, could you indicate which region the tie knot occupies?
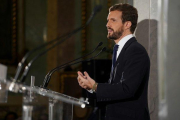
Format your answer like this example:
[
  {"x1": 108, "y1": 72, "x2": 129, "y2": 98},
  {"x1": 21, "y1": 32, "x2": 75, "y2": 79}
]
[{"x1": 113, "y1": 45, "x2": 119, "y2": 51}]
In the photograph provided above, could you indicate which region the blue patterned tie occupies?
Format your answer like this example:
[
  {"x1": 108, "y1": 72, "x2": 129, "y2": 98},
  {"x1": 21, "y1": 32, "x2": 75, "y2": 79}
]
[{"x1": 112, "y1": 45, "x2": 119, "y2": 67}]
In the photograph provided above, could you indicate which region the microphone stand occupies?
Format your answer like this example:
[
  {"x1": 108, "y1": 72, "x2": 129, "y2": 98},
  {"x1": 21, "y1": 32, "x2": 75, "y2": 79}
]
[
  {"x1": 41, "y1": 47, "x2": 106, "y2": 89},
  {"x1": 15, "y1": 5, "x2": 102, "y2": 83},
  {"x1": 19, "y1": 42, "x2": 103, "y2": 83}
]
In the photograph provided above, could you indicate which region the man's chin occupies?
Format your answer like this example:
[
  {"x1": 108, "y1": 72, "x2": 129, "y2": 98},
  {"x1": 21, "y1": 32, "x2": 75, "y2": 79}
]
[{"x1": 107, "y1": 36, "x2": 117, "y2": 40}]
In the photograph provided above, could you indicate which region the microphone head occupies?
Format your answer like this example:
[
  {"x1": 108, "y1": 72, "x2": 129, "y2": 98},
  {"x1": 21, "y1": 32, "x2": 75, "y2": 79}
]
[
  {"x1": 98, "y1": 42, "x2": 103, "y2": 47},
  {"x1": 93, "y1": 5, "x2": 102, "y2": 13}
]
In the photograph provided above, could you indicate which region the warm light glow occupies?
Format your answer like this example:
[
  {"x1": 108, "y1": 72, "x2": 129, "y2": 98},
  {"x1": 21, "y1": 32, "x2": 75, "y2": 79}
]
[
  {"x1": 81, "y1": 104, "x2": 85, "y2": 108},
  {"x1": 18, "y1": 63, "x2": 22, "y2": 66},
  {"x1": 9, "y1": 83, "x2": 15, "y2": 91},
  {"x1": 25, "y1": 66, "x2": 28, "y2": 70},
  {"x1": 22, "y1": 87, "x2": 26, "y2": 90}
]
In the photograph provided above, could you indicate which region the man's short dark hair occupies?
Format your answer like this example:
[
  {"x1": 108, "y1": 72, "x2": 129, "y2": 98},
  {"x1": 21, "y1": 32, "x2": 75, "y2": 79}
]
[{"x1": 109, "y1": 3, "x2": 138, "y2": 33}]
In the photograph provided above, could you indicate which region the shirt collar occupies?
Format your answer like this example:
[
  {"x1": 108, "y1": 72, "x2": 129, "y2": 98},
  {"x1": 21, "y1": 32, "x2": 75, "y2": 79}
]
[{"x1": 117, "y1": 34, "x2": 134, "y2": 47}]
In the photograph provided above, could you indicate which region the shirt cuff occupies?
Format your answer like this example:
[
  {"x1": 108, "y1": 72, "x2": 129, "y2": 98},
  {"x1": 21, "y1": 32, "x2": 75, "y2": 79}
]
[{"x1": 87, "y1": 89, "x2": 93, "y2": 93}]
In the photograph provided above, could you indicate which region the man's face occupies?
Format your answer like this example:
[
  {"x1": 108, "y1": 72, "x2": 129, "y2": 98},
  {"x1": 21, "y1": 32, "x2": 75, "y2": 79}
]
[{"x1": 106, "y1": 10, "x2": 124, "y2": 40}]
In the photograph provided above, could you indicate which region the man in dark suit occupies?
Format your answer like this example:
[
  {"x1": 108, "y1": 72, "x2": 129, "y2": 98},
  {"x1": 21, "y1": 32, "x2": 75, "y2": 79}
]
[{"x1": 77, "y1": 3, "x2": 150, "y2": 120}]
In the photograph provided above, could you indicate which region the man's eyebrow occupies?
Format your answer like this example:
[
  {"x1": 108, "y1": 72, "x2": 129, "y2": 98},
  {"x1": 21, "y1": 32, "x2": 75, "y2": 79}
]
[
  {"x1": 107, "y1": 18, "x2": 116, "y2": 21},
  {"x1": 110, "y1": 18, "x2": 116, "y2": 21}
]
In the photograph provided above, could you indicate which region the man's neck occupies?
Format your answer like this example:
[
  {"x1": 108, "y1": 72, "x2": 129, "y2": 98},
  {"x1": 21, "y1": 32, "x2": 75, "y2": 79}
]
[{"x1": 114, "y1": 32, "x2": 132, "y2": 44}]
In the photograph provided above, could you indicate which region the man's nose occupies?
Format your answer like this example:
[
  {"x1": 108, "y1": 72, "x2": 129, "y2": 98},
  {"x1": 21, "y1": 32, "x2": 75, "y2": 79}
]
[{"x1": 106, "y1": 21, "x2": 110, "y2": 28}]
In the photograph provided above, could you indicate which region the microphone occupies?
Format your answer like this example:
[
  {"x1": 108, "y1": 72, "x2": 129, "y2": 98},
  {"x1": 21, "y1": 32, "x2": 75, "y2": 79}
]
[
  {"x1": 19, "y1": 42, "x2": 103, "y2": 83},
  {"x1": 14, "y1": 5, "x2": 103, "y2": 82},
  {"x1": 93, "y1": 5, "x2": 102, "y2": 15},
  {"x1": 45, "y1": 42, "x2": 103, "y2": 78},
  {"x1": 86, "y1": 5, "x2": 102, "y2": 25},
  {"x1": 41, "y1": 47, "x2": 106, "y2": 88}
]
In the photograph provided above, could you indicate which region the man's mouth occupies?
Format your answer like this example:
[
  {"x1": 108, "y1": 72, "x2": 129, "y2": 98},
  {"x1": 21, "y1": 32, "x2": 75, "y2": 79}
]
[{"x1": 107, "y1": 28, "x2": 113, "y2": 33}]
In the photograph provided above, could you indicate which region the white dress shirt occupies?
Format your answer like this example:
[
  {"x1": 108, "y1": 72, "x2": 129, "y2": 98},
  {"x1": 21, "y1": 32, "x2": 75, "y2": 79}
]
[{"x1": 116, "y1": 34, "x2": 134, "y2": 60}]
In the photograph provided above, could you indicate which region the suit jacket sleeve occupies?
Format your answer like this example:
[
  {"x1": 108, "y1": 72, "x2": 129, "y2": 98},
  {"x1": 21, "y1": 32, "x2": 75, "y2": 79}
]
[{"x1": 96, "y1": 44, "x2": 150, "y2": 102}]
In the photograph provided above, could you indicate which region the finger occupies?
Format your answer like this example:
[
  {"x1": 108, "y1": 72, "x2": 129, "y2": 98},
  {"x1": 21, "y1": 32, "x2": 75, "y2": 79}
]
[
  {"x1": 78, "y1": 82, "x2": 81, "y2": 86},
  {"x1": 84, "y1": 71, "x2": 91, "y2": 79},
  {"x1": 78, "y1": 74, "x2": 86, "y2": 82},
  {"x1": 78, "y1": 71, "x2": 88, "y2": 79},
  {"x1": 77, "y1": 76, "x2": 81, "y2": 83},
  {"x1": 78, "y1": 78, "x2": 84, "y2": 88},
  {"x1": 77, "y1": 71, "x2": 84, "y2": 76},
  {"x1": 77, "y1": 74, "x2": 85, "y2": 83},
  {"x1": 80, "y1": 83, "x2": 83, "y2": 88},
  {"x1": 79, "y1": 81, "x2": 83, "y2": 88},
  {"x1": 84, "y1": 86, "x2": 87, "y2": 89},
  {"x1": 77, "y1": 72, "x2": 85, "y2": 79}
]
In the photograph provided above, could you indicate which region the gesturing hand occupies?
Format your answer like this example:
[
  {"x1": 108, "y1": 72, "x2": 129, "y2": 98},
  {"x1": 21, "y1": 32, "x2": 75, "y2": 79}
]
[{"x1": 77, "y1": 71, "x2": 95, "y2": 90}]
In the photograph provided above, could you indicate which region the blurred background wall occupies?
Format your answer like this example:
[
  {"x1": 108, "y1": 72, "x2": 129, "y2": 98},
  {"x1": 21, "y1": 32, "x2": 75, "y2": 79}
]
[
  {"x1": 158, "y1": 0, "x2": 180, "y2": 120},
  {"x1": 0, "y1": 0, "x2": 180, "y2": 120}
]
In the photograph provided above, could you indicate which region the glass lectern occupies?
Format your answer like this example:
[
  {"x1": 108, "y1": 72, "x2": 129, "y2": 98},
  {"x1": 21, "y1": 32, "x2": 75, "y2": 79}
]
[{"x1": 0, "y1": 76, "x2": 88, "y2": 120}]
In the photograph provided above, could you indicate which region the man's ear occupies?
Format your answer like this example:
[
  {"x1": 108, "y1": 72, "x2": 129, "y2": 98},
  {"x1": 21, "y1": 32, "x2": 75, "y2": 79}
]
[{"x1": 124, "y1": 21, "x2": 132, "y2": 30}]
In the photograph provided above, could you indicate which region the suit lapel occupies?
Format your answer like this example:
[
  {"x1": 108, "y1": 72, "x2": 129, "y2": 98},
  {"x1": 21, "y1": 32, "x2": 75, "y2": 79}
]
[
  {"x1": 115, "y1": 37, "x2": 137, "y2": 66},
  {"x1": 110, "y1": 37, "x2": 137, "y2": 83}
]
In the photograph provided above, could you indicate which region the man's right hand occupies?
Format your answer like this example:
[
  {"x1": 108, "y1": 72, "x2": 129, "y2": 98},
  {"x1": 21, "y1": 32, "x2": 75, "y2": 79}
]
[{"x1": 77, "y1": 71, "x2": 95, "y2": 90}]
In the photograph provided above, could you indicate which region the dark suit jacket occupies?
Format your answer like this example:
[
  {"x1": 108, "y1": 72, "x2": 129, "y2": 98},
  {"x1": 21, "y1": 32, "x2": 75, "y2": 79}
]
[{"x1": 96, "y1": 37, "x2": 150, "y2": 120}]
